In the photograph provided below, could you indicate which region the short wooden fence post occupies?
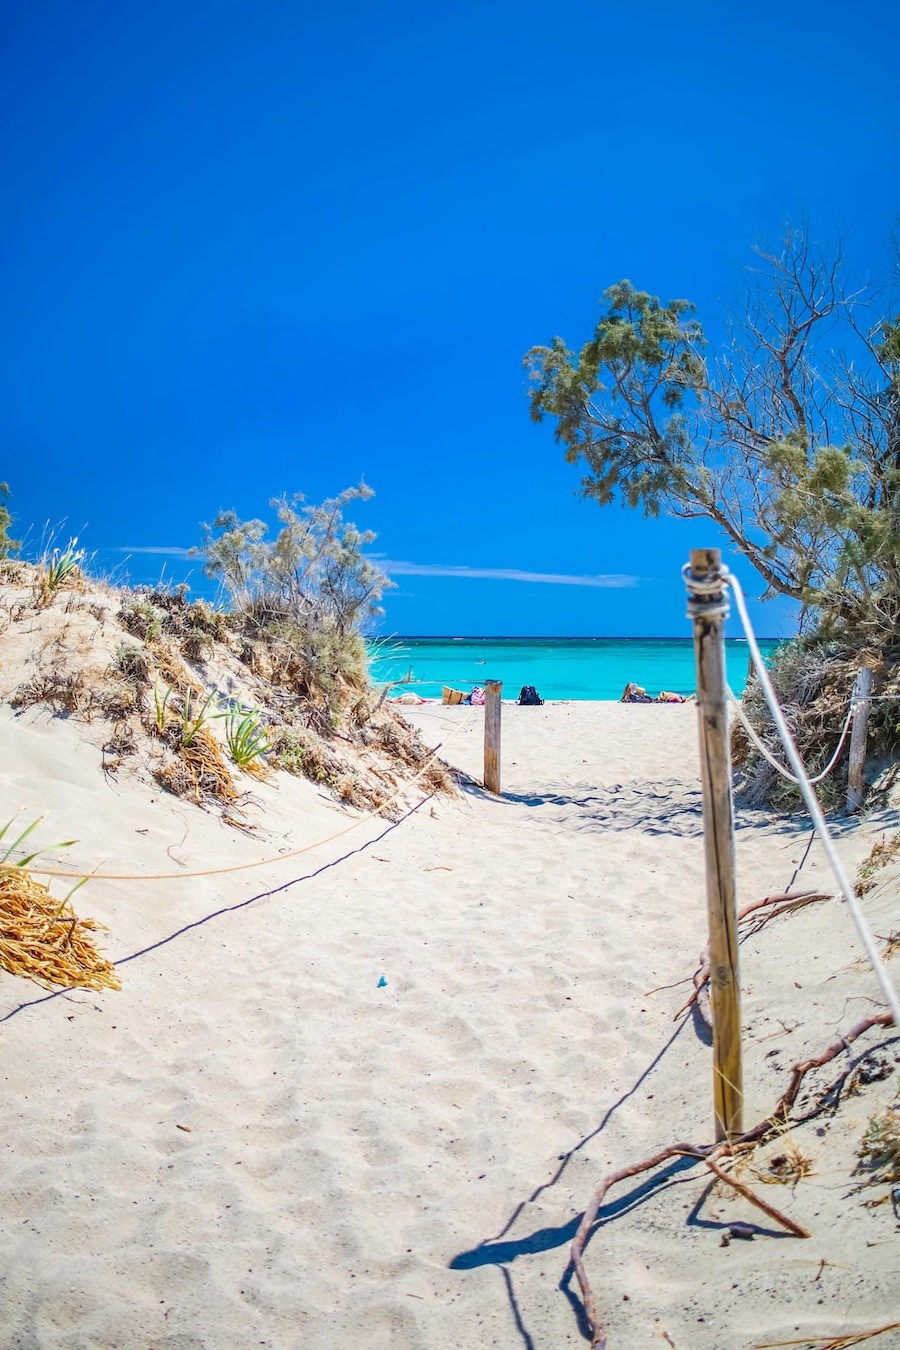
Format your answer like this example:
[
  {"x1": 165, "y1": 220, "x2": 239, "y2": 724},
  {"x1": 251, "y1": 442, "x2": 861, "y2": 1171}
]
[
  {"x1": 484, "y1": 680, "x2": 502, "y2": 795},
  {"x1": 846, "y1": 667, "x2": 874, "y2": 814},
  {"x1": 685, "y1": 548, "x2": 743, "y2": 1142}
]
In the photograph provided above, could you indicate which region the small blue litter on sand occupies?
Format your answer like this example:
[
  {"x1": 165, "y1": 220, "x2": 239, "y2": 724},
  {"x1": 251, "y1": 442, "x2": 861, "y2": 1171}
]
[{"x1": 377, "y1": 975, "x2": 387, "y2": 988}]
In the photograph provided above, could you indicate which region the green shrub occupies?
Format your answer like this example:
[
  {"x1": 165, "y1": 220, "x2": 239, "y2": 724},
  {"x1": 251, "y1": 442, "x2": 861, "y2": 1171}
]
[
  {"x1": 119, "y1": 598, "x2": 162, "y2": 642},
  {"x1": 114, "y1": 643, "x2": 150, "y2": 684},
  {"x1": 196, "y1": 484, "x2": 391, "y2": 703},
  {"x1": 0, "y1": 482, "x2": 19, "y2": 557}
]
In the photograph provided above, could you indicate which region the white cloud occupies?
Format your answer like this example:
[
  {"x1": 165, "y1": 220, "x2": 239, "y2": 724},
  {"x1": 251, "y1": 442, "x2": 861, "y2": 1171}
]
[
  {"x1": 107, "y1": 548, "x2": 638, "y2": 589},
  {"x1": 111, "y1": 546, "x2": 192, "y2": 556},
  {"x1": 381, "y1": 560, "x2": 639, "y2": 588}
]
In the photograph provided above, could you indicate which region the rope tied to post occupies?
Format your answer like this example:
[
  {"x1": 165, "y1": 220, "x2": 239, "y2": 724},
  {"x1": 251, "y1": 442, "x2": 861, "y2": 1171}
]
[
  {"x1": 722, "y1": 566, "x2": 900, "y2": 1029},
  {"x1": 728, "y1": 685, "x2": 858, "y2": 786},
  {"x1": 682, "y1": 561, "x2": 731, "y2": 621}
]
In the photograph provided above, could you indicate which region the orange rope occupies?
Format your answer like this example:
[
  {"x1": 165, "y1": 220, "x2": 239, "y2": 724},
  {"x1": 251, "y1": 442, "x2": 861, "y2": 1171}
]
[{"x1": 11, "y1": 721, "x2": 465, "y2": 884}]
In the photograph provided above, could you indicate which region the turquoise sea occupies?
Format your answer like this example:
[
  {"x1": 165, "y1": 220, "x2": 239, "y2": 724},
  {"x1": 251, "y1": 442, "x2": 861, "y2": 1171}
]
[{"x1": 368, "y1": 636, "x2": 780, "y2": 702}]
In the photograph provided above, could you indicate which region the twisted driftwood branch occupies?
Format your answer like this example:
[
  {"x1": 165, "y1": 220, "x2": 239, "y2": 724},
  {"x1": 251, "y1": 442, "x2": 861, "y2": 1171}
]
[
  {"x1": 701, "y1": 1155, "x2": 810, "y2": 1237},
  {"x1": 571, "y1": 1012, "x2": 894, "y2": 1349},
  {"x1": 677, "y1": 890, "x2": 833, "y2": 1025}
]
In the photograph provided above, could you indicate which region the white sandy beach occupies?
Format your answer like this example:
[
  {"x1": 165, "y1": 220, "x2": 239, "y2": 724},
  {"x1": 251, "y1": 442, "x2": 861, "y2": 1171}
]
[{"x1": 1, "y1": 697, "x2": 898, "y2": 1349}]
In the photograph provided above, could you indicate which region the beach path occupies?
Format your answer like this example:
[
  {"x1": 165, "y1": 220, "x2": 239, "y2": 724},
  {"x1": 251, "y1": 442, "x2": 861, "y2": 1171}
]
[{"x1": 1, "y1": 701, "x2": 897, "y2": 1348}]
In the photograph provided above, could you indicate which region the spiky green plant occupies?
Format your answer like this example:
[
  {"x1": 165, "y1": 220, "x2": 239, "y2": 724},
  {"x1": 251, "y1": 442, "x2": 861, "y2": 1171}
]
[
  {"x1": 180, "y1": 686, "x2": 219, "y2": 747},
  {"x1": 45, "y1": 538, "x2": 85, "y2": 591},
  {"x1": 0, "y1": 815, "x2": 77, "y2": 869},
  {"x1": 0, "y1": 815, "x2": 89, "y2": 907},
  {"x1": 153, "y1": 680, "x2": 173, "y2": 733},
  {"x1": 224, "y1": 708, "x2": 269, "y2": 768}
]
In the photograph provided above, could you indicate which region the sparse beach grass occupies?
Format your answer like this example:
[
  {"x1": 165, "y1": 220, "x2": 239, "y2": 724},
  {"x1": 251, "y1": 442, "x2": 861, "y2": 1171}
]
[{"x1": 0, "y1": 561, "x2": 453, "y2": 821}]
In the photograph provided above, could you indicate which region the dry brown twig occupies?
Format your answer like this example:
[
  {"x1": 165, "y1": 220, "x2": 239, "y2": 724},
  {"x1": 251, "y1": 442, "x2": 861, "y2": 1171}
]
[
  {"x1": 676, "y1": 890, "x2": 833, "y2": 1025},
  {"x1": 570, "y1": 1012, "x2": 895, "y2": 1350},
  {"x1": 700, "y1": 1154, "x2": 810, "y2": 1237},
  {"x1": 755, "y1": 1322, "x2": 900, "y2": 1348}
]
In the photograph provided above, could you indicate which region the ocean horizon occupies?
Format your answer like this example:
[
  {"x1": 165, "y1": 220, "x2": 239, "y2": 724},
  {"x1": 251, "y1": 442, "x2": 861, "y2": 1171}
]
[{"x1": 368, "y1": 635, "x2": 780, "y2": 702}]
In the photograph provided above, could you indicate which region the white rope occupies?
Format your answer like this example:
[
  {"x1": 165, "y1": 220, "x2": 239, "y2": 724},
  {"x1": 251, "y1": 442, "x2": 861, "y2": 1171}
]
[
  {"x1": 727, "y1": 687, "x2": 857, "y2": 785},
  {"x1": 724, "y1": 569, "x2": 900, "y2": 1027}
]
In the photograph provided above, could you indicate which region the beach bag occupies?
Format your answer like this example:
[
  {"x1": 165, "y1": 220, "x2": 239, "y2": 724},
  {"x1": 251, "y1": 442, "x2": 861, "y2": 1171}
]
[
  {"x1": 517, "y1": 685, "x2": 544, "y2": 706},
  {"x1": 442, "y1": 686, "x2": 466, "y2": 706},
  {"x1": 470, "y1": 687, "x2": 485, "y2": 706}
]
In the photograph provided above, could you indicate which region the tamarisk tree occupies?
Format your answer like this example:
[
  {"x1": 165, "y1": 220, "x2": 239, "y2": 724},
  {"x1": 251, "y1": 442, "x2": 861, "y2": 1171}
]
[
  {"x1": 197, "y1": 482, "x2": 391, "y2": 638},
  {"x1": 525, "y1": 230, "x2": 900, "y2": 637},
  {"x1": 0, "y1": 481, "x2": 19, "y2": 556}
]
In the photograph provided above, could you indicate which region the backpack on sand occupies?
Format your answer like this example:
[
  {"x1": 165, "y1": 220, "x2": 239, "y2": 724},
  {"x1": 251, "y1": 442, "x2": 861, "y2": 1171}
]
[{"x1": 517, "y1": 685, "x2": 544, "y2": 706}]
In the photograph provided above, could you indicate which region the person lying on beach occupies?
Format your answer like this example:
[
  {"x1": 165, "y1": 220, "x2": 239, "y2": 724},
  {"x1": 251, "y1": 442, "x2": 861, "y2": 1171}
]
[{"x1": 620, "y1": 682, "x2": 692, "y2": 704}]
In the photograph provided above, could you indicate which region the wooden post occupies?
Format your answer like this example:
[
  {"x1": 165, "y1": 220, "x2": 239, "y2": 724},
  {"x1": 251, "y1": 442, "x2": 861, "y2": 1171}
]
[
  {"x1": 685, "y1": 548, "x2": 743, "y2": 1142},
  {"x1": 846, "y1": 667, "x2": 874, "y2": 814},
  {"x1": 484, "y1": 680, "x2": 502, "y2": 795}
]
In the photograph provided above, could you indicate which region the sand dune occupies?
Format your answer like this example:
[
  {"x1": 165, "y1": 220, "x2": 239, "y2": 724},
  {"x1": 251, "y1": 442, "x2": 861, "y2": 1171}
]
[{"x1": 1, "y1": 697, "x2": 898, "y2": 1349}]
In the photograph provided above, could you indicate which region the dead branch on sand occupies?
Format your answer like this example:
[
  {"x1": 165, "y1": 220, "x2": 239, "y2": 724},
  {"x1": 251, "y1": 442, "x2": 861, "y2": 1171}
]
[
  {"x1": 676, "y1": 890, "x2": 833, "y2": 1025},
  {"x1": 570, "y1": 1012, "x2": 894, "y2": 1350}
]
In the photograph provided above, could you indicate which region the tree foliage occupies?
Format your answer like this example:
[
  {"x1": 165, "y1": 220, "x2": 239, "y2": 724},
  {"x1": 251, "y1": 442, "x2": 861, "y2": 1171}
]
[
  {"x1": 197, "y1": 482, "x2": 391, "y2": 639},
  {"x1": 525, "y1": 230, "x2": 900, "y2": 637},
  {"x1": 0, "y1": 481, "x2": 20, "y2": 557}
]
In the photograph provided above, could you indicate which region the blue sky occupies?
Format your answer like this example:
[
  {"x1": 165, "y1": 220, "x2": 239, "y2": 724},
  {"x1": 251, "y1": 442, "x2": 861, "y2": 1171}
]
[{"x1": 1, "y1": 0, "x2": 897, "y2": 637}]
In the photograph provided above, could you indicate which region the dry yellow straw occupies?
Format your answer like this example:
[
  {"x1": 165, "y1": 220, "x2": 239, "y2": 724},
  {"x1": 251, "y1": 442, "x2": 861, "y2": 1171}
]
[{"x1": 0, "y1": 866, "x2": 120, "y2": 991}]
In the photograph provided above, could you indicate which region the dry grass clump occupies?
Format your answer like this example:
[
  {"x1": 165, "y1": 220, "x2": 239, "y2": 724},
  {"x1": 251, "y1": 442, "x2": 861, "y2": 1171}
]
[
  {"x1": 179, "y1": 724, "x2": 238, "y2": 800},
  {"x1": 268, "y1": 715, "x2": 444, "y2": 817},
  {"x1": 0, "y1": 558, "x2": 24, "y2": 583},
  {"x1": 240, "y1": 631, "x2": 315, "y2": 699},
  {"x1": 748, "y1": 1134, "x2": 815, "y2": 1187},
  {"x1": 333, "y1": 773, "x2": 387, "y2": 813},
  {"x1": 117, "y1": 597, "x2": 162, "y2": 641},
  {"x1": 94, "y1": 680, "x2": 140, "y2": 721},
  {"x1": 881, "y1": 929, "x2": 900, "y2": 959},
  {"x1": 11, "y1": 668, "x2": 85, "y2": 717},
  {"x1": 733, "y1": 636, "x2": 900, "y2": 811},
  {"x1": 12, "y1": 658, "x2": 148, "y2": 723},
  {"x1": 856, "y1": 1101, "x2": 900, "y2": 1184},
  {"x1": 3, "y1": 567, "x2": 455, "y2": 819},
  {"x1": 270, "y1": 725, "x2": 341, "y2": 784},
  {"x1": 373, "y1": 710, "x2": 454, "y2": 793},
  {"x1": 117, "y1": 588, "x2": 229, "y2": 647},
  {"x1": 114, "y1": 642, "x2": 151, "y2": 685},
  {"x1": 152, "y1": 644, "x2": 205, "y2": 697},
  {"x1": 102, "y1": 722, "x2": 139, "y2": 762},
  {"x1": 0, "y1": 867, "x2": 120, "y2": 991},
  {"x1": 152, "y1": 711, "x2": 239, "y2": 806},
  {"x1": 180, "y1": 630, "x2": 213, "y2": 663},
  {"x1": 857, "y1": 833, "x2": 900, "y2": 895},
  {"x1": 154, "y1": 751, "x2": 238, "y2": 805},
  {"x1": 146, "y1": 588, "x2": 229, "y2": 640}
]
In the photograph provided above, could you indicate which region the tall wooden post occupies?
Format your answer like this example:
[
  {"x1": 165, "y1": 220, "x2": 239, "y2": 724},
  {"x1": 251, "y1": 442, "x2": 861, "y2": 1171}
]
[
  {"x1": 484, "y1": 680, "x2": 502, "y2": 795},
  {"x1": 685, "y1": 548, "x2": 743, "y2": 1142},
  {"x1": 846, "y1": 668, "x2": 874, "y2": 814}
]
